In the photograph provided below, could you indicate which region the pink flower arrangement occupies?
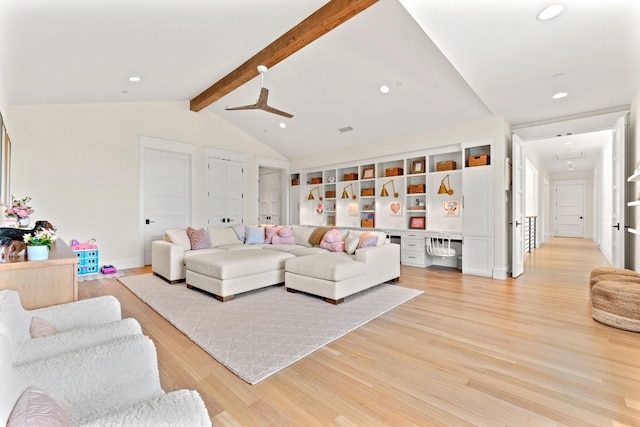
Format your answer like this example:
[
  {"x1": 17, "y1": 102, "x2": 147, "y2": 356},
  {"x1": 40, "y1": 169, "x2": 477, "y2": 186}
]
[{"x1": 5, "y1": 196, "x2": 34, "y2": 219}]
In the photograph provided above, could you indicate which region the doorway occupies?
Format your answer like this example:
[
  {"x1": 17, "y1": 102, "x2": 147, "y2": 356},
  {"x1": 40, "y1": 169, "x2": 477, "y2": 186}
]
[
  {"x1": 256, "y1": 156, "x2": 289, "y2": 225},
  {"x1": 139, "y1": 136, "x2": 195, "y2": 266},
  {"x1": 553, "y1": 180, "x2": 585, "y2": 237}
]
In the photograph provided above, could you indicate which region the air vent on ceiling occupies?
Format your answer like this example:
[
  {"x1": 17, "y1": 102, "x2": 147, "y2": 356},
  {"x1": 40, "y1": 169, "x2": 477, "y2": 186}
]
[
  {"x1": 338, "y1": 126, "x2": 354, "y2": 133},
  {"x1": 555, "y1": 151, "x2": 584, "y2": 160}
]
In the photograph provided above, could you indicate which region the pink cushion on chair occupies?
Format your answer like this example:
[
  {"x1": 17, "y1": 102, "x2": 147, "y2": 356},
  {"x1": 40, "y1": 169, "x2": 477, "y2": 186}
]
[
  {"x1": 30, "y1": 317, "x2": 58, "y2": 338},
  {"x1": 8, "y1": 386, "x2": 70, "y2": 427}
]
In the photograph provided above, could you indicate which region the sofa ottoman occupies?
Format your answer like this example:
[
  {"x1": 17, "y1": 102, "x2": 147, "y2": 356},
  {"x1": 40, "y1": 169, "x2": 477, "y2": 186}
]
[
  {"x1": 185, "y1": 250, "x2": 294, "y2": 301},
  {"x1": 285, "y1": 253, "x2": 368, "y2": 304}
]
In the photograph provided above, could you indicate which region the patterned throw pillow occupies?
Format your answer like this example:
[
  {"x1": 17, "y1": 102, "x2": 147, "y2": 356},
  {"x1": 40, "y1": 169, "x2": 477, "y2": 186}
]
[
  {"x1": 7, "y1": 386, "x2": 70, "y2": 427},
  {"x1": 357, "y1": 232, "x2": 379, "y2": 249},
  {"x1": 186, "y1": 227, "x2": 212, "y2": 250},
  {"x1": 30, "y1": 316, "x2": 58, "y2": 338}
]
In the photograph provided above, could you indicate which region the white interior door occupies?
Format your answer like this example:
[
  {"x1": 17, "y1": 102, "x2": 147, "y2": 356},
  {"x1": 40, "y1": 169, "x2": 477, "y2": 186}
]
[
  {"x1": 511, "y1": 137, "x2": 525, "y2": 278},
  {"x1": 259, "y1": 170, "x2": 282, "y2": 225},
  {"x1": 554, "y1": 181, "x2": 585, "y2": 237},
  {"x1": 206, "y1": 157, "x2": 243, "y2": 227},
  {"x1": 611, "y1": 115, "x2": 627, "y2": 268},
  {"x1": 140, "y1": 137, "x2": 194, "y2": 265}
]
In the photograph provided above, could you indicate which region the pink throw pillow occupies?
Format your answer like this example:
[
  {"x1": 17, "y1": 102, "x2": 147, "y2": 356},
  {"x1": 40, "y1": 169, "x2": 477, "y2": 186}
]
[
  {"x1": 272, "y1": 235, "x2": 295, "y2": 245},
  {"x1": 278, "y1": 227, "x2": 293, "y2": 238},
  {"x1": 186, "y1": 227, "x2": 212, "y2": 250},
  {"x1": 264, "y1": 226, "x2": 283, "y2": 244}
]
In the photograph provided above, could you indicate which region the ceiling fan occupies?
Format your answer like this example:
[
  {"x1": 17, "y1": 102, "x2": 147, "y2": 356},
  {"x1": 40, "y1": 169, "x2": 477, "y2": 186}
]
[{"x1": 225, "y1": 65, "x2": 293, "y2": 118}]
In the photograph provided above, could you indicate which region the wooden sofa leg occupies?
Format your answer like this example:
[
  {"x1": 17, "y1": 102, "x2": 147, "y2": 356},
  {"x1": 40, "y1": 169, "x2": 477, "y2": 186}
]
[
  {"x1": 388, "y1": 277, "x2": 400, "y2": 283},
  {"x1": 286, "y1": 288, "x2": 297, "y2": 293},
  {"x1": 325, "y1": 297, "x2": 344, "y2": 305},
  {"x1": 153, "y1": 271, "x2": 185, "y2": 284},
  {"x1": 215, "y1": 294, "x2": 234, "y2": 302}
]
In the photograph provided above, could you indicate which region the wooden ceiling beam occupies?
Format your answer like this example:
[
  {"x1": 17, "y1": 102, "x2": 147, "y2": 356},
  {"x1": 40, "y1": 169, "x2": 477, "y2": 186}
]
[{"x1": 190, "y1": 0, "x2": 379, "y2": 112}]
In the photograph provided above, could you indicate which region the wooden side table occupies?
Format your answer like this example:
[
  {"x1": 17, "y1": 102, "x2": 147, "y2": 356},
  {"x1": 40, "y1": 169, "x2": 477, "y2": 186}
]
[{"x1": 0, "y1": 240, "x2": 79, "y2": 309}]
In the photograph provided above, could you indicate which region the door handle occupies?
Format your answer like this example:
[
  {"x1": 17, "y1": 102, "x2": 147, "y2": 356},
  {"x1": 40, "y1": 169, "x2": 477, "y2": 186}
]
[
  {"x1": 515, "y1": 221, "x2": 521, "y2": 227},
  {"x1": 612, "y1": 223, "x2": 620, "y2": 230},
  {"x1": 220, "y1": 218, "x2": 226, "y2": 223},
  {"x1": 145, "y1": 219, "x2": 155, "y2": 224},
  {"x1": 227, "y1": 218, "x2": 234, "y2": 223}
]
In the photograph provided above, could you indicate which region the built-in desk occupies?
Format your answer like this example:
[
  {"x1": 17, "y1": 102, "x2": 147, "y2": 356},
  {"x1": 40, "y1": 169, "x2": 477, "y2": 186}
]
[{"x1": 0, "y1": 240, "x2": 79, "y2": 309}]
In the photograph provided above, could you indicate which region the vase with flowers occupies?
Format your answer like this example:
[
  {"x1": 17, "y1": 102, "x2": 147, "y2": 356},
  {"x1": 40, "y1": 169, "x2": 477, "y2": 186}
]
[
  {"x1": 23, "y1": 228, "x2": 57, "y2": 261},
  {"x1": 5, "y1": 196, "x2": 34, "y2": 228}
]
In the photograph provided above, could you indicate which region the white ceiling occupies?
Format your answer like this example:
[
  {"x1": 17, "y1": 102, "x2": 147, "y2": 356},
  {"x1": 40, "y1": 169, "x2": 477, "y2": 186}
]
[{"x1": 2, "y1": 0, "x2": 639, "y2": 174}]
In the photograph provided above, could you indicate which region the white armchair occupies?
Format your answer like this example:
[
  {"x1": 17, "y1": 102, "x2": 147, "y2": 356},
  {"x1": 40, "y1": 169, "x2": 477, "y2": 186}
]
[
  {"x1": 0, "y1": 289, "x2": 142, "y2": 365},
  {"x1": 0, "y1": 334, "x2": 211, "y2": 426}
]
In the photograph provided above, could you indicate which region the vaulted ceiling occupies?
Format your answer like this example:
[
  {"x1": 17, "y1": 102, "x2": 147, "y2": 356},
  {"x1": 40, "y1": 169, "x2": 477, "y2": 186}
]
[{"x1": 2, "y1": 0, "x2": 639, "y2": 174}]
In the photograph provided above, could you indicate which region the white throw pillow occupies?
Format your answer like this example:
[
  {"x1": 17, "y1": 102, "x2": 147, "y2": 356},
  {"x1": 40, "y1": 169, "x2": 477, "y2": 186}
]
[
  {"x1": 344, "y1": 232, "x2": 359, "y2": 255},
  {"x1": 165, "y1": 229, "x2": 191, "y2": 250},
  {"x1": 208, "y1": 227, "x2": 242, "y2": 247},
  {"x1": 291, "y1": 225, "x2": 314, "y2": 248}
]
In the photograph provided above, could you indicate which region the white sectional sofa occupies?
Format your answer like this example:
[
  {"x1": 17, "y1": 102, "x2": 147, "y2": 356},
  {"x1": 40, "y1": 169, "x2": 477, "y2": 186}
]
[{"x1": 152, "y1": 225, "x2": 400, "y2": 303}]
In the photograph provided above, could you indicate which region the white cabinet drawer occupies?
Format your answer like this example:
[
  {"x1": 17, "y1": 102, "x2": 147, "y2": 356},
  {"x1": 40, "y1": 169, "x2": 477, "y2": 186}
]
[
  {"x1": 401, "y1": 238, "x2": 424, "y2": 251},
  {"x1": 402, "y1": 231, "x2": 426, "y2": 240},
  {"x1": 401, "y1": 251, "x2": 425, "y2": 266}
]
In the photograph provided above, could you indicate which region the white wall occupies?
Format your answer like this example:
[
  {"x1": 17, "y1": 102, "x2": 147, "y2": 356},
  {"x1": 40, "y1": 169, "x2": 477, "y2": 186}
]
[{"x1": 9, "y1": 101, "x2": 287, "y2": 268}]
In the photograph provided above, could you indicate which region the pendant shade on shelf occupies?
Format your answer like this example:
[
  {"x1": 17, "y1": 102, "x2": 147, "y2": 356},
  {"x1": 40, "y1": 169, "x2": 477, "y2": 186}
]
[
  {"x1": 380, "y1": 180, "x2": 398, "y2": 198},
  {"x1": 341, "y1": 183, "x2": 356, "y2": 200},
  {"x1": 308, "y1": 186, "x2": 323, "y2": 201},
  {"x1": 437, "y1": 174, "x2": 454, "y2": 195}
]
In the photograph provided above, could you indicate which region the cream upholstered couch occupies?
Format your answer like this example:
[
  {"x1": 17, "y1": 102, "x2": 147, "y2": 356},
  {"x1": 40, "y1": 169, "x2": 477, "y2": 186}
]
[{"x1": 152, "y1": 225, "x2": 400, "y2": 303}]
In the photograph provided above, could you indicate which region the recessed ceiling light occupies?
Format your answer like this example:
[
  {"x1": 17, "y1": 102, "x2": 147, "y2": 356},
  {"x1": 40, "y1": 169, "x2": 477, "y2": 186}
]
[
  {"x1": 128, "y1": 76, "x2": 141, "y2": 82},
  {"x1": 552, "y1": 92, "x2": 568, "y2": 99},
  {"x1": 379, "y1": 85, "x2": 390, "y2": 94},
  {"x1": 537, "y1": 4, "x2": 565, "y2": 21},
  {"x1": 564, "y1": 141, "x2": 572, "y2": 145},
  {"x1": 279, "y1": 122, "x2": 286, "y2": 129}
]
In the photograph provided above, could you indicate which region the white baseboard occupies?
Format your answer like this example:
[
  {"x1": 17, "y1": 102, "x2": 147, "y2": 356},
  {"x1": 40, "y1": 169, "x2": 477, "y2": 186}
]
[{"x1": 493, "y1": 267, "x2": 508, "y2": 280}]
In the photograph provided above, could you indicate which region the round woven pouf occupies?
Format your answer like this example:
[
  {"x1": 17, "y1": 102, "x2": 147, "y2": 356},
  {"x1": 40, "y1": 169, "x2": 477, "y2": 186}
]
[
  {"x1": 590, "y1": 273, "x2": 640, "y2": 292},
  {"x1": 591, "y1": 280, "x2": 640, "y2": 332},
  {"x1": 590, "y1": 266, "x2": 640, "y2": 283}
]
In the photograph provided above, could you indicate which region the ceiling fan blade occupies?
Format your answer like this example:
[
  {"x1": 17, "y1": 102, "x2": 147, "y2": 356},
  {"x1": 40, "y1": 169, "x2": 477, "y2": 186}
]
[
  {"x1": 225, "y1": 104, "x2": 259, "y2": 111},
  {"x1": 257, "y1": 87, "x2": 269, "y2": 106},
  {"x1": 261, "y1": 105, "x2": 294, "y2": 118}
]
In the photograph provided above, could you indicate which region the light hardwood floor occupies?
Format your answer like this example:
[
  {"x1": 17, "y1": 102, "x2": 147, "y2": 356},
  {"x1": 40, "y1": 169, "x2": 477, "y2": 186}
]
[{"x1": 79, "y1": 238, "x2": 640, "y2": 426}]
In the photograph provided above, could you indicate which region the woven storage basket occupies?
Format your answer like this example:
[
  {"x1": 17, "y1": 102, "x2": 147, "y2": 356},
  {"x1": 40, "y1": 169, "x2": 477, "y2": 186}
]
[
  {"x1": 361, "y1": 188, "x2": 374, "y2": 197},
  {"x1": 468, "y1": 155, "x2": 489, "y2": 167},
  {"x1": 436, "y1": 161, "x2": 456, "y2": 171},
  {"x1": 408, "y1": 184, "x2": 425, "y2": 194},
  {"x1": 343, "y1": 173, "x2": 358, "y2": 181},
  {"x1": 361, "y1": 219, "x2": 374, "y2": 228},
  {"x1": 385, "y1": 167, "x2": 403, "y2": 176}
]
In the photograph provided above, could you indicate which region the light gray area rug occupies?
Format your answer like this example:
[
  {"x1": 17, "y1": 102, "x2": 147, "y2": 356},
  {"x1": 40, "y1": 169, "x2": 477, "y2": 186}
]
[
  {"x1": 118, "y1": 274, "x2": 422, "y2": 384},
  {"x1": 78, "y1": 271, "x2": 125, "y2": 282}
]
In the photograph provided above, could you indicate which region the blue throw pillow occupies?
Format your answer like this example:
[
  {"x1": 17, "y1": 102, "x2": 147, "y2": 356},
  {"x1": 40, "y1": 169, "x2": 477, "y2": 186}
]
[{"x1": 245, "y1": 226, "x2": 265, "y2": 244}]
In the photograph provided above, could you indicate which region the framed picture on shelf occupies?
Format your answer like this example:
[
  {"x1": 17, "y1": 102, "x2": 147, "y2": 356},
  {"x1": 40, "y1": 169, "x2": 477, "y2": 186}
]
[
  {"x1": 411, "y1": 159, "x2": 425, "y2": 174},
  {"x1": 362, "y1": 167, "x2": 375, "y2": 179},
  {"x1": 409, "y1": 216, "x2": 425, "y2": 229}
]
